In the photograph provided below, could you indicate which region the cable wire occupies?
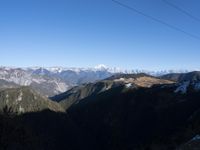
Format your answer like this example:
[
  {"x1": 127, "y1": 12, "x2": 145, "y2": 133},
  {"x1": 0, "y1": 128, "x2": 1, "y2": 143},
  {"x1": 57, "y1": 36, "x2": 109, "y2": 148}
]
[
  {"x1": 111, "y1": 0, "x2": 200, "y2": 40},
  {"x1": 162, "y1": 0, "x2": 200, "y2": 22}
]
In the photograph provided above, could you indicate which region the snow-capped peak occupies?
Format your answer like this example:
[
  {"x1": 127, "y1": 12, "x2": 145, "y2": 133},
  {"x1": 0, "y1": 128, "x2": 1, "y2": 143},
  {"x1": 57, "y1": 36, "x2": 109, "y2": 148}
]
[
  {"x1": 94, "y1": 64, "x2": 108, "y2": 70},
  {"x1": 0, "y1": 66, "x2": 196, "y2": 76},
  {"x1": 46, "y1": 67, "x2": 64, "y2": 73}
]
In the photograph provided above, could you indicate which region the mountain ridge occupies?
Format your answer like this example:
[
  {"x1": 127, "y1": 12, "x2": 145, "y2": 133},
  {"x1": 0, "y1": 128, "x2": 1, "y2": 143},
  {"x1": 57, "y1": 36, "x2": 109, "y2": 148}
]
[
  {"x1": 0, "y1": 86, "x2": 65, "y2": 113},
  {"x1": 51, "y1": 73, "x2": 174, "y2": 110}
]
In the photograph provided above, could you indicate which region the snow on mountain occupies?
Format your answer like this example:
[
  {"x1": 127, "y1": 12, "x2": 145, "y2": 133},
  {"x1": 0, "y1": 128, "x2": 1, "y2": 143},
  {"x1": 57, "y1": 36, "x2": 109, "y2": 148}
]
[
  {"x1": 174, "y1": 81, "x2": 190, "y2": 94},
  {"x1": 194, "y1": 82, "x2": 200, "y2": 90},
  {"x1": 173, "y1": 81, "x2": 200, "y2": 94},
  {"x1": 191, "y1": 135, "x2": 200, "y2": 142},
  {"x1": 22, "y1": 65, "x2": 194, "y2": 76},
  {"x1": 0, "y1": 66, "x2": 194, "y2": 85},
  {"x1": 0, "y1": 67, "x2": 70, "y2": 96},
  {"x1": 94, "y1": 64, "x2": 108, "y2": 70},
  {"x1": 0, "y1": 65, "x2": 197, "y2": 96}
]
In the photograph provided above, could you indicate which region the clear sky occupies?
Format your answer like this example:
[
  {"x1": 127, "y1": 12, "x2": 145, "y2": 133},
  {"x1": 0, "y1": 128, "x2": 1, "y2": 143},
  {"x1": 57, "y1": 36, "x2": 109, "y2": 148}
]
[{"x1": 0, "y1": 0, "x2": 200, "y2": 70}]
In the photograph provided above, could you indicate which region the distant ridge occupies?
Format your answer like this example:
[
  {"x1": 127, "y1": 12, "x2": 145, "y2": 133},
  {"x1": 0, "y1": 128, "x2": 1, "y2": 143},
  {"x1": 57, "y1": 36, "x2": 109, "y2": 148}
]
[
  {"x1": 0, "y1": 66, "x2": 197, "y2": 96},
  {"x1": 0, "y1": 65, "x2": 195, "y2": 75},
  {"x1": 161, "y1": 71, "x2": 200, "y2": 82}
]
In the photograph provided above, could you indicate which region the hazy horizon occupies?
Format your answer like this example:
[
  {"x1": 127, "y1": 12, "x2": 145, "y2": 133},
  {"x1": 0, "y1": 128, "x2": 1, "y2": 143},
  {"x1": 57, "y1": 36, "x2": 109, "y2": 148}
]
[{"x1": 0, "y1": 64, "x2": 199, "y2": 73}]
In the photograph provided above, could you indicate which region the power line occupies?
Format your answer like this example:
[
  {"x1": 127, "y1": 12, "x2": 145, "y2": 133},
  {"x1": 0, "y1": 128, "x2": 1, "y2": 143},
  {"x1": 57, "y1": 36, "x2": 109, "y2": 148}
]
[
  {"x1": 111, "y1": 0, "x2": 200, "y2": 40},
  {"x1": 162, "y1": 0, "x2": 200, "y2": 22}
]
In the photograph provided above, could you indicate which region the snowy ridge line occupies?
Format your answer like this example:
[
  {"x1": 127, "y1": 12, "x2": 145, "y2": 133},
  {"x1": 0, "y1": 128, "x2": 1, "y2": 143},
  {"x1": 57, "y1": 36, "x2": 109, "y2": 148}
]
[{"x1": 0, "y1": 65, "x2": 196, "y2": 75}]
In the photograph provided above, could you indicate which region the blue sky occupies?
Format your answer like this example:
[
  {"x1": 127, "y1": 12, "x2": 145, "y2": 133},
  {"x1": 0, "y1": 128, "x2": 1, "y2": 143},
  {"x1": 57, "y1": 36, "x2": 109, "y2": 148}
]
[{"x1": 0, "y1": 0, "x2": 200, "y2": 70}]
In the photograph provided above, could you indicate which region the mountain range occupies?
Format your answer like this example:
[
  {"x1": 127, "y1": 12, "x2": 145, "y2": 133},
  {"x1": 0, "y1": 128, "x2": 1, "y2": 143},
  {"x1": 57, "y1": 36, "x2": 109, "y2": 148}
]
[
  {"x1": 57, "y1": 71, "x2": 200, "y2": 150},
  {"x1": 1, "y1": 68, "x2": 200, "y2": 149},
  {"x1": 0, "y1": 65, "x2": 192, "y2": 97}
]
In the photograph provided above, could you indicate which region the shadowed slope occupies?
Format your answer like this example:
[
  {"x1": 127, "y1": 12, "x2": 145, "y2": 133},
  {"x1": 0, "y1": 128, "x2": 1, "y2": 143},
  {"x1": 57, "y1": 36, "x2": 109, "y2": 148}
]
[{"x1": 0, "y1": 87, "x2": 64, "y2": 113}]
